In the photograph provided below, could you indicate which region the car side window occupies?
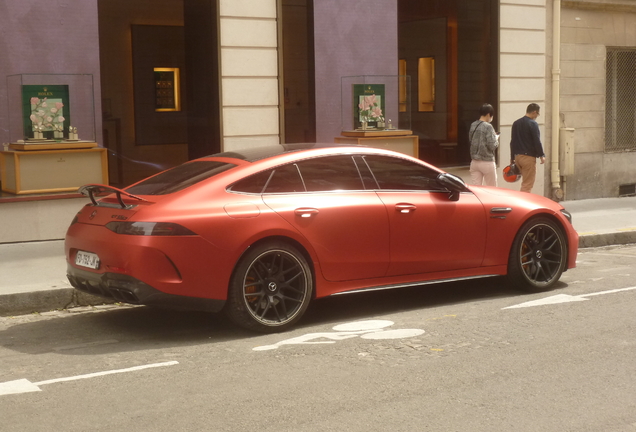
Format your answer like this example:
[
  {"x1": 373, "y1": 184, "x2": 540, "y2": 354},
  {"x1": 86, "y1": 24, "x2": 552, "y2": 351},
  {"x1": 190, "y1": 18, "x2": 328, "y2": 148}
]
[
  {"x1": 265, "y1": 164, "x2": 306, "y2": 193},
  {"x1": 229, "y1": 169, "x2": 273, "y2": 194},
  {"x1": 127, "y1": 161, "x2": 236, "y2": 195},
  {"x1": 296, "y1": 155, "x2": 364, "y2": 191},
  {"x1": 363, "y1": 155, "x2": 445, "y2": 191}
]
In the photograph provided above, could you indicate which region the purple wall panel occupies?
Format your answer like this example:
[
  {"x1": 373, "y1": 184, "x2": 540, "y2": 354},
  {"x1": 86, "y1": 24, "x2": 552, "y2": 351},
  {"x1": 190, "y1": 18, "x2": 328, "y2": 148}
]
[
  {"x1": 313, "y1": 0, "x2": 398, "y2": 142},
  {"x1": 0, "y1": 0, "x2": 102, "y2": 144}
]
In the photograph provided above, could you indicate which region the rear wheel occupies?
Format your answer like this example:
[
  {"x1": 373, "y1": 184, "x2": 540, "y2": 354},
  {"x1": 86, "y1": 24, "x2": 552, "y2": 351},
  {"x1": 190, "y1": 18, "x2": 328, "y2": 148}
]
[
  {"x1": 225, "y1": 241, "x2": 313, "y2": 332},
  {"x1": 508, "y1": 217, "x2": 567, "y2": 292}
]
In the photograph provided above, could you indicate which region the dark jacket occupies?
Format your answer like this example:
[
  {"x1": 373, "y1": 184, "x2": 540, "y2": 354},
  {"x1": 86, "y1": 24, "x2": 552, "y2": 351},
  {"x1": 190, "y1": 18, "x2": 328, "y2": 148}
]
[{"x1": 510, "y1": 115, "x2": 545, "y2": 159}]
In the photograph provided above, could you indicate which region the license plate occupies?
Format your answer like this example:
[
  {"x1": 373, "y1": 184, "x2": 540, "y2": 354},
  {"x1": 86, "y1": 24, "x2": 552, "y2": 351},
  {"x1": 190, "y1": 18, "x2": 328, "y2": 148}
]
[{"x1": 75, "y1": 250, "x2": 100, "y2": 269}]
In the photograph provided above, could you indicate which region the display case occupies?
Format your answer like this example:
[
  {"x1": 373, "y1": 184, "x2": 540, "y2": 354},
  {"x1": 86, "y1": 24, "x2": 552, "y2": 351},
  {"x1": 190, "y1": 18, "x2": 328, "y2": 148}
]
[
  {"x1": 340, "y1": 75, "x2": 411, "y2": 132},
  {"x1": 337, "y1": 75, "x2": 417, "y2": 157},
  {"x1": 6, "y1": 74, "x2": 96, "y2": 143},
  {"x1": 2, "y1": 74, "x2": 106, "y2": 194}
]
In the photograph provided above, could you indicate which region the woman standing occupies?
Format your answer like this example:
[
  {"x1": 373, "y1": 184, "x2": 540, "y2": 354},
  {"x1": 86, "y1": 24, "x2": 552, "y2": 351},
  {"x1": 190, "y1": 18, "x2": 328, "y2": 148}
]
[{"x1": 469, "y1": 103, "x2": 499, "y2": 186}]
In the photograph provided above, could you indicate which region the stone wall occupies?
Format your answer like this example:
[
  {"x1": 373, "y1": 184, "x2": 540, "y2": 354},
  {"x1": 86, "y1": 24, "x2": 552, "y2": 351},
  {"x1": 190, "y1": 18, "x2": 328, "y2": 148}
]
[
  {"x1": 220, "y1": 0, "x2": 281, "y2": 150},
  {"x1": 560, "y1": 2, "x2": 636, "y2": 199},
  {"x1": 499, "y1": 0, "x2": 548, "y2": 195}
]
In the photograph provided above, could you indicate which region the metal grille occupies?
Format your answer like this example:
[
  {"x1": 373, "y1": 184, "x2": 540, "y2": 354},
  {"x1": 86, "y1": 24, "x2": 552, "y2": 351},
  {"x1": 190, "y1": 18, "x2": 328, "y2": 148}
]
[
  {"x1": 606, "y1": 49, "x2": 636, "y2": 152},
  {"x1": 619, "y1": 183, "x2": 636, "y2": 197}
]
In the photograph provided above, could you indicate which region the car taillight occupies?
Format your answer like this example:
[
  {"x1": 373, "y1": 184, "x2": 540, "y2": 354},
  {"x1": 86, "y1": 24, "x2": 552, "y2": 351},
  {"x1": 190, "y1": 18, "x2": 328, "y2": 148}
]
[{"x1": 105, "y1": 222, "x2": 196, "y2": 236}]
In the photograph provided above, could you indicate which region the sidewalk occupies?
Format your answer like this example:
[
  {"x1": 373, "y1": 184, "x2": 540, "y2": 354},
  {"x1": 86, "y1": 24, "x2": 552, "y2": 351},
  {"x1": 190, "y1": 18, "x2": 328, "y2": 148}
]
[
  {"x1": 560, "y1": 196, "x2": 636, "y2": 248},
  {"x1": 1, "y1": 196, "x2": 635, "y2": 317}
]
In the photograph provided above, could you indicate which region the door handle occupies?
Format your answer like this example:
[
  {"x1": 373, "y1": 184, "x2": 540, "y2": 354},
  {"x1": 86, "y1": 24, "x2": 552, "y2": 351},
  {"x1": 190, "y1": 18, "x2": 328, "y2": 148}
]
[
  {"x1": 294, "y1": 208, "x2": 319, "y2": 218},
  {"x1": 490, "y1": 207, "x2": 512, "y2": 214},
  {"x1": 395, "y1": 203, "x2": 417, "y2": 213}
]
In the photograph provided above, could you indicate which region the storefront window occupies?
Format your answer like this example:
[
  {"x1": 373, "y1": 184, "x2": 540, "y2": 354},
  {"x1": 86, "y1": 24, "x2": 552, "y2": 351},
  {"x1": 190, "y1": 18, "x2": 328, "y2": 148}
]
[
  {"x1": 398, "y1": 0, "x2": 498, "y2": 167},
  {"x1": 418, "y1": 57, "x2": 435, "y2": 112}
]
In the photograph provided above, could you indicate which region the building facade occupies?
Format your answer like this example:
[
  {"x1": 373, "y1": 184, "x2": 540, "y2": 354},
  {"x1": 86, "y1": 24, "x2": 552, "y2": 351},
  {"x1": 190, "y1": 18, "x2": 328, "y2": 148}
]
[
  {"x1": 1, "y1": 0, "x2": 635, "y2": 243},
  {"x1": 558, "y1": 0, "x2": 636, "y2": 199}
]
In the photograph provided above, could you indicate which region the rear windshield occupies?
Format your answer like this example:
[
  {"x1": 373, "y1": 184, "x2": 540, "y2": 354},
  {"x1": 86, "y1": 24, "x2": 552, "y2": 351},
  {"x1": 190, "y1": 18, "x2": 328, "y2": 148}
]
[{"x1": 126, "y1": 161, "x2": 236, "y2": 195}]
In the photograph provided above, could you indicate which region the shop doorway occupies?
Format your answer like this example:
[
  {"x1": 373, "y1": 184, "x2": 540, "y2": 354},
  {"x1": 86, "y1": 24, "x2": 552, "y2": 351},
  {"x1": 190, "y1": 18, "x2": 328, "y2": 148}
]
[
  {"x1": 399, "y1": 0, "x2": 498, "y2": 167},
  {"x1": 97, "y1": 0, "x2": 220, "y2": 188},
  {"x1": 281, "y1": 0, "x2": 316, "y2": 144}
]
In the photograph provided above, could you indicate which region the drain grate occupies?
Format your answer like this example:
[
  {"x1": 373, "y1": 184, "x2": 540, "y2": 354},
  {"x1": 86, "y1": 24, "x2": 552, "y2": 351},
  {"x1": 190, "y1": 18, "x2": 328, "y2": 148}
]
[{"x1": 618, "y1": 183, "x2": 636, "y2": 197}]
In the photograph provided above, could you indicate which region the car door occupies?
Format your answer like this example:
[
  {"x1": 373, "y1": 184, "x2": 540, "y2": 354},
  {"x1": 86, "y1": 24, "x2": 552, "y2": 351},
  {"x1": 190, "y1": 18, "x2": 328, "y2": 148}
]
[
  {"x1": 361, "y1": 155, "x2": 488, "y2": 276},
  {"x1": 262, "y1": 155, "x2": 390, "y2": 282}
]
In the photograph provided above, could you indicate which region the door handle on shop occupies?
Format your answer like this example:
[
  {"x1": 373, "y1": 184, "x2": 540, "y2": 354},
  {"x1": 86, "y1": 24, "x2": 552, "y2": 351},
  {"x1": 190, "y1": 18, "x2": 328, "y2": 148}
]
[
  {"x1": 395, "y1": 203, "x2": 417, "y2": 213},
  {"x1": 294, "y1": 208, "x2": 319, "y2": 218}
]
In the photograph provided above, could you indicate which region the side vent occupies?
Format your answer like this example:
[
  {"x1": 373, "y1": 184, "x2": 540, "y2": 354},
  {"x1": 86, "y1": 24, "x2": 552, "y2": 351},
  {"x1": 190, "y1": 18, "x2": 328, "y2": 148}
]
[{"x1": 618, "y1": 183, "x2": 636, "y2": 197}]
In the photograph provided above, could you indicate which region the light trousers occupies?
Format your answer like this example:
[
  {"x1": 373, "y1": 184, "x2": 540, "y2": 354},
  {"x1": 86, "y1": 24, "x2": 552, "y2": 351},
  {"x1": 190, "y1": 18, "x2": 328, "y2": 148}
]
[
  {"x1": 514, "y1": 154, "x2": 537, "y2": 193},
  {"x1": 469, "y1": 159, "x2": 497, "y2": 186}
]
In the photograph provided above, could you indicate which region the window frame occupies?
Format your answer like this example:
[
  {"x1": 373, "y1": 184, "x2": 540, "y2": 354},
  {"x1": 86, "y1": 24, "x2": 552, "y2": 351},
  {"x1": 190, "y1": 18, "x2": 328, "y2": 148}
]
[
  {"x1": 605, "y1": 47, "x2": 636, "y2": 153},
  {"x1": 228, "y1": 153, "x2": 455, "y2": 195}
]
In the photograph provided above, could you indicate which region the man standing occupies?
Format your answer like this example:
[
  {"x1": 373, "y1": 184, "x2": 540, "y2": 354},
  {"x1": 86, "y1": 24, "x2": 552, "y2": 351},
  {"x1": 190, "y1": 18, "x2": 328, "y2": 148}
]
[{"x1": 510, "y1": 103, "x2": 545, "y2": 193}]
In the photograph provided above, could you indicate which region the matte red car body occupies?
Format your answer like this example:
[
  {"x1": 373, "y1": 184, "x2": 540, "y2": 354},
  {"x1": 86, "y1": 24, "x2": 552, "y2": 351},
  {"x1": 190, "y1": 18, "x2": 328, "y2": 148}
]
[{"x1": 65, "y1": 145, "x2": 578, "y2": 314}]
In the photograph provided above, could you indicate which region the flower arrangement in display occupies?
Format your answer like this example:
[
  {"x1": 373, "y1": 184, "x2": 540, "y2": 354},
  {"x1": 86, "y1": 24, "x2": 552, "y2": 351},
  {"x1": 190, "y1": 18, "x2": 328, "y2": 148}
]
[
  {"x1": 358, "y1": 94, "x2": 384, "y2": 129},
  {"x1": 29, "y1": 97, "x2": 65, "y2": 138}
]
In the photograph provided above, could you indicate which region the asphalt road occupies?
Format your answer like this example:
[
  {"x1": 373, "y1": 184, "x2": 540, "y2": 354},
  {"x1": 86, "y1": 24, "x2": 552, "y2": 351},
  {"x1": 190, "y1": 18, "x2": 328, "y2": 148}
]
[{"x1": 1, "y1": 244, "x2": 635, "y2": 432}]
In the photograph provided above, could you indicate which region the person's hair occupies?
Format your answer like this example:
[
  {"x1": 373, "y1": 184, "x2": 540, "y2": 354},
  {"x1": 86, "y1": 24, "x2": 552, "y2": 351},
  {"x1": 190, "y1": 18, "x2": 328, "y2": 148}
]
[
  {"x1": 526, "y1": 103, "x2": 540, "y2": 114},
  {"x1": 479, "y1": 103, "x2": 494, "y2": 117}
]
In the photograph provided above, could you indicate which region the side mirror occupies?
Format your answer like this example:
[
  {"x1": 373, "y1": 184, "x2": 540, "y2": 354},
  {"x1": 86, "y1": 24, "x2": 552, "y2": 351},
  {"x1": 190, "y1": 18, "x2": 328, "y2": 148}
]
[{"x1": 436, "y1": 173, "x2": 468, "y2": 202}]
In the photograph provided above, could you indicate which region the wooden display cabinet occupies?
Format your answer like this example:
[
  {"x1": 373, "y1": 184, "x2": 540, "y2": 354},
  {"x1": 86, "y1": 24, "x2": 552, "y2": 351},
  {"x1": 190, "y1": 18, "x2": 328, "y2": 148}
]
[
  {"x1": 335, "y1": 130, "x2": 418, "y2": 158},
  {"x1": 0, "y1": 143, "x2": 108, "y2": 194}
]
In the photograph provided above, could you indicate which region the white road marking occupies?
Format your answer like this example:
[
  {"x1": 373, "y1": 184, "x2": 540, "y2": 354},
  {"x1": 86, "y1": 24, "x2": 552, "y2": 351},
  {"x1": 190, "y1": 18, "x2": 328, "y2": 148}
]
[
  {"x1": 253, "y1": 320, "x2": 425, "y2": 351},
  {"x1": 252, "y1": 330, "x2": 373, "y2": 351},
  {"x1": 34, "y1": 361, "x2": 179, "y2": 386},
  {"x1": 503, "y1": 286, "x2": 636, "y2": 309},
  {"x1": 0, "y1": 379, "x2": 40, "y2": 396},
  {"x1": 0, "y1": 361, "x2": 178, "y2": 396}
]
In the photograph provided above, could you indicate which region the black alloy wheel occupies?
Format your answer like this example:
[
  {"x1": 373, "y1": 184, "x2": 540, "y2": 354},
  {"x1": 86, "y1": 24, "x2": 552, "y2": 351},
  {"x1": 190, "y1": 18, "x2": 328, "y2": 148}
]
[
  {"x1": 225, "y1": 241, "x2": 313, "y2": 332},
  {"x1": 508, "y1": 217, "x2": 567, "y2": 292}
]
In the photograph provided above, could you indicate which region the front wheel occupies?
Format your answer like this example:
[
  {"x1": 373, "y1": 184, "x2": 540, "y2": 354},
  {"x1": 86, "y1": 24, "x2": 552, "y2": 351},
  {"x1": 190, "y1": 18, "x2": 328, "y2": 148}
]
[
  {"x1": 225, "y1": 241, "x2": 313, "y2": 333},
  {"x1": 508, "y1": 217, "x2": 567, "y2": 292}
]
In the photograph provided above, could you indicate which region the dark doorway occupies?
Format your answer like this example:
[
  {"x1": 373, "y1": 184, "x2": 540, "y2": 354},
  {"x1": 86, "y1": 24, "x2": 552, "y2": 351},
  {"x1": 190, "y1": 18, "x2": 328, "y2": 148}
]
[
  {"x1": 398, "y1": 0, "x2": 498, "y2": 167},
  {"x1": 97, "y1": 0, "x2": 220, "y2": 188},
  {"x1": 183, "y1": 0, "x2": 222, "y2": 160},
  {"x1": 281, "y1": 0, "x2": 316, "y2": 143}
]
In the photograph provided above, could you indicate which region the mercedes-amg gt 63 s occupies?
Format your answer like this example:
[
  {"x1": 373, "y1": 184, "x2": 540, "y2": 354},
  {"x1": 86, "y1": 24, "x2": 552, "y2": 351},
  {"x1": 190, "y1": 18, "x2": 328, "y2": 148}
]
[{"x1": 65, "y1": 144, "x2": 578, "y2": 332}]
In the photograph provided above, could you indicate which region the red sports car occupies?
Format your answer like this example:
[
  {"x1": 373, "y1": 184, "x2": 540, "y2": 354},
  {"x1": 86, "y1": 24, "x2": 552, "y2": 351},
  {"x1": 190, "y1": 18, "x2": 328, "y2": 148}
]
[{"x1": 65, "y1": 144, "x2": 578, "y2": 332}]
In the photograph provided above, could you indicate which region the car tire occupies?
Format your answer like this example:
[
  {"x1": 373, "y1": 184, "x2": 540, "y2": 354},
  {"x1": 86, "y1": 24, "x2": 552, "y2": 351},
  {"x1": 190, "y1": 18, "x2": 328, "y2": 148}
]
[
  {"x1": 508, "y1": 217, "x2": 567, "y2": 293},
  {"x1": 225, "y1": 241, "x2": 313, "y2": 333}
]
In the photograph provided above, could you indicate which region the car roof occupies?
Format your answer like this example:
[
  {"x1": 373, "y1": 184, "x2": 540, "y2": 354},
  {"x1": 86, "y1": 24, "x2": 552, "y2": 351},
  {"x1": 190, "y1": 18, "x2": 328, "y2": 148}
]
[{"x1": 205, "y1": 143, "x2": 356, "y2": 163}]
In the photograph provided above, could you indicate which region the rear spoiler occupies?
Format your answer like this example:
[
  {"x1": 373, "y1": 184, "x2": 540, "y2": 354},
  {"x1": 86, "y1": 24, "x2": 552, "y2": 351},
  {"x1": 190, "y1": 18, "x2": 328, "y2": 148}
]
[{"x1": 78, "y1": 184, "x2": 150, "y2": 209}]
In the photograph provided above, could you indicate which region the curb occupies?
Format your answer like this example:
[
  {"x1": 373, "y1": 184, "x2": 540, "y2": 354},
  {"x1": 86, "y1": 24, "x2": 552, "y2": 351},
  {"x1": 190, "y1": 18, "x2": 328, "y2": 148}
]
[
  {"x1": 578, "y1": 231, "x2": 636, "y2": 249},
  {"x1": 0, "y1": 288, "x2": 114, "y2": 317}
]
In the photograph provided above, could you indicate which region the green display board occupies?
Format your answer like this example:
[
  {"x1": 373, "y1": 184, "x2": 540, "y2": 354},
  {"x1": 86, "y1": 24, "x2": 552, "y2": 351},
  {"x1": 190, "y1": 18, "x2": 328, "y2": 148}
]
[
  {"x1": 353, "y1": 84, "x2": 385, "y2": 129},
  {"x1": 21, "y1": 85, "x2": 70, "y2": 139}
]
